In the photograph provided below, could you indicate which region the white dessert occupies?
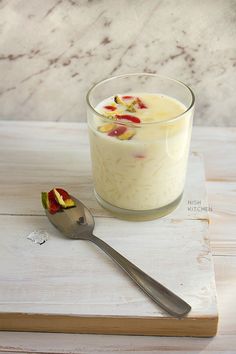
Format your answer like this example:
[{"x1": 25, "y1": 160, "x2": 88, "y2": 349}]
[{"x1": 88, "y1": 93, "x2": 192, "y2": 211}]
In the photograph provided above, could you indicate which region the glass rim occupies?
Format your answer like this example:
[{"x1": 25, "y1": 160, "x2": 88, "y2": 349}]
[{"x1": 86, "y1": 73, "x2": 195, "y2": 126}]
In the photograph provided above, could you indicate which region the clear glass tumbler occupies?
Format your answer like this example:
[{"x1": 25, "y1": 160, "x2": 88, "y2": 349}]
[{"x1": 86, "y1": 73, "x2": 194, "y2": 220}]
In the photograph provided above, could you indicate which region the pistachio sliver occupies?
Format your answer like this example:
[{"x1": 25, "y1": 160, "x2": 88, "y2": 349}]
[
  {"x1": 126, "y1": 104, "x2": 136, "y2": 113},
  {"x1": 103, "y1": 111, "x2": 117, "y2": 120},
  {"x1": 114, "y1": 95, "x2": 124, "y2": 105},
  {"x1": 114, "y1": 95, "x2": 137, "y2": 113},
  {"x1": 98, "y1": 123, "x2": 117, "y2": 133},
  {"x1": 117, "y1": 130, "x2": 136, "y2": 140}
]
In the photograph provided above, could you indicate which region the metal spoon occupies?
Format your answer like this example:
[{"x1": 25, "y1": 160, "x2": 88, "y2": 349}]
[{"x1": 45, "y1": 196, "x2": 191, "y2": 318}]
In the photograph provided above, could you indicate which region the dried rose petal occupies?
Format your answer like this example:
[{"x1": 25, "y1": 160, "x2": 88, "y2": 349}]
[
  {"x1": 41, "y1": 188, "x2": 75, "y2": 214},
  {"x1": 54, "y1": 188, "x2": 70, "y2": 200},
  {"x1": 48, "y1": 190, "x2": 60, "y2": 214},
  {"x1": 136, "y1": 97, "x2": 147, "y2": 109},
  {"x1": 122, "y1": 95, "x2": 134, "y2": 99},
  {"x1": 53, "y1": 188, "x2": 75, "y2": 209},
  {"x1": 115, "y1": 114, "x2": 141, "y2": 123},
  {"x1": 108, "y1": 126, "x2": 127, "y2": 136},
  {"x1": 104, "y1": 105, "x2": 116, "y2": 111}
]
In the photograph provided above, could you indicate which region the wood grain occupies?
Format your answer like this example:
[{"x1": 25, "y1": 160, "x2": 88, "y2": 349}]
[
  {"x1": 1, "y1": 252, "x2": 236, "y2": 354},
  {"x1": 0, "y1": 121, "x2": 208, "y2": 221},
  {"x1": 0, "y1": 122, "x2": 218, "y2": 337},
  {"x1": 0, "y1": 122, "x2": 235, "y2": 352}
]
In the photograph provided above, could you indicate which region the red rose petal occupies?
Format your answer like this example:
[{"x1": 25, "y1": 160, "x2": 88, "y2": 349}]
[
  {"x1": 122, "y1": 95, "x2": 134, "y2": 99},
  {"x1": 115, "y1": 114, "x2": 141, "y2": 123},
  {"x1": 54, "y1": 188, "x2": 70, "y2": 200},
  {"x1": 48, "y1": 190, "x2": 60, "y2": 214},
  {"x1": 108, "y1": 126, "x2": 127, "y2": 136},
  {"x1": 104, "y1": 105, "x2": 116, "y2": 111},
  {"x1": 136, "y1": 97, "x2": 147, "y2": 109}
]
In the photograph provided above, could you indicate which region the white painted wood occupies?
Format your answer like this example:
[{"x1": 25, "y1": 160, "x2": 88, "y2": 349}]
[
  {"x1": 192, "y1": 126, "x2": 236, "y2": 181},
  {"x1": 0, "y1": 121, "x2": 209, "y2": 220},
  {"x1": 1, "y1": 253, "x2": 236, "y2": 353},
  {"x1": 0, "y1": 153, "x2": 209, "y2": 220},
  {"x1": 0, "y1": 122, "x2": 235, "y2": 351},
  {"x1": 207, "y1": 181, "x2": 236, "y2": 256},
  {"x1": 1, "y1": 331, "x2": 236, "y2": 354},
  {"x1": 0, "y1": 121, "x2": 218, "y2": 336},
  {"x1": 0, "y1": 215, "x2": 215, "y2": 318}
]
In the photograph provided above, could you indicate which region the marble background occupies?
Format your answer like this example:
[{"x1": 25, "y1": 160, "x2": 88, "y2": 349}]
[{"x1": 0, "y1": 0, "x2": 235, "y2": 125}]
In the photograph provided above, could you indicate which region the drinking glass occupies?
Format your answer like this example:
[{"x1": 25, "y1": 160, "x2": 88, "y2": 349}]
[{"x1": 86, "y1": 73, "x2": 194, "y2": 220}]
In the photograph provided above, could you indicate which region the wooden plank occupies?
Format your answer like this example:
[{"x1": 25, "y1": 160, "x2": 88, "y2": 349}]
[
  {"x1": 213, "y1": 255, "x2": 236, "y2": 336},
  {"x1": 0, "y1": 210, "x2": 217, "y2": 336},
  {"x1": 1, "y1": 332, "x2": 236, "y2": 354},
  {"x1": 1, "y1": 122, "x2": 235, "y2": 180},
  {"x1": 0, "y1": 122, "x2": 235, "y2": 350},
  {"x1": 0, "y1": 153, "x2": 209, "y2": 221},
  {"x1": 0, "y1": 122, "x2": 235, "y2": 223},
  {"x1": 0, "y1": 121, "x2": 218, "y2": 336},
  {"x1": 0, "y1": 313, "x2": 217, "y2": 337},
  {"x1": 4, "y1": 123, "x2": 235, "y2": 256},
  {"x1": 0, "y1": 256, "x2": 235, "y2": 352},
  {"x1": 207, "y1": 181, "x2": 236, "y2": 256},
  {"x1": 0, "y1": 215, "x2": 215, "y2": 316},
  {"x1": 0, "y1": 121, "x2": 209, "y2": 221},
  {"x1": 192, "y1": 127, "x2": 236, "y2": 181}
]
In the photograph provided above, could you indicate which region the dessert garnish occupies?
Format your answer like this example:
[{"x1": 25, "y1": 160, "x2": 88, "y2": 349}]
[
  {"x1": 98, "y1": 123, "x2": 117, "y2": 133},
  {"x1": 98, "y1": 122, "x2": 136, "y2": 140},
  {"x1": 102, "y1": 95, "x2": 146, "y2": 120},
  {"x1": 122, "y1": 95, "x2": 134, "y2": 99},
  {"x1": 114, "y1": 95, "x2": 126, "y2": 105},
  {"x1": 115, "y1": 114, "x2": 141, "y2": 124},
  {"x1": 41, "y1": 188, "x2": 75, "y2": 214},
  {"x1": 114, "y1": 95, "x2": 136, "y2": 112},
  {"x1": 117, "y1": 130, "x2": 135, "y2": 140},
  {"x1": 104, "y1": 105, "x2": 117, "y2": 111},
  {"x1": 108, "y1": 125, "x2": 127, "y2": 137},
  {"x1": 97, "y1": 95, "x2": 146, "y2": 140},
  {"x1": 113, "y1": 95, "x2": 147, "y2": 112},
  {"x1": 42, "y1": 190, "x2": 60, "y2": 214},
  {"x1": 136, "y1": 97, "x2": 147, "y2": 109}
]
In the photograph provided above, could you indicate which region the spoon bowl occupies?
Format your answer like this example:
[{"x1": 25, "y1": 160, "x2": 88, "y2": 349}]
[
  {"x1": 45, "y1": 195, "x2": 191, "y2": 318},
  {"x1": 46, "y1": 197, "x2": 94, "y2": 240}
]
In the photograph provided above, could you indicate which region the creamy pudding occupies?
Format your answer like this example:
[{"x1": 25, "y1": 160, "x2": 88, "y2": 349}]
[{"x1": 88, "y1": 93, "x2": 192, "y2": 216}]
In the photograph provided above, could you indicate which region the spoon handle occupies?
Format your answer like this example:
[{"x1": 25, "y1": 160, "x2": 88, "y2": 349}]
[{"x1": 91, "y1": 234, "x2": 191, "y2": 317}]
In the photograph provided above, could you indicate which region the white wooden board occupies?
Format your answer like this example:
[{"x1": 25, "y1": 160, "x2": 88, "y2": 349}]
[{"x1": 0, "y1": 149, "x2": 218, "y2": 336}]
